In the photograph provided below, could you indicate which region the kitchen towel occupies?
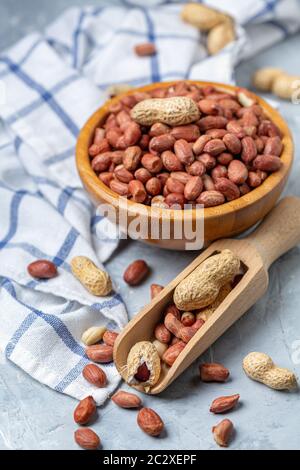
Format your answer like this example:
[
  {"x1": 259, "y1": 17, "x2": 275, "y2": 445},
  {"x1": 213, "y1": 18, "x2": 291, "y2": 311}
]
[{"x1": 0, "y1": 0, "x2": 299, "y2": 404}]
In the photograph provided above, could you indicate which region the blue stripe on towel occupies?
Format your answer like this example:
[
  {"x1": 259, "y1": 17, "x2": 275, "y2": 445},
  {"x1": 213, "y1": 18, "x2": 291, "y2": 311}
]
[
  {"x1": 2, "y1": 278, "x2": 85, "y2": 357},
  {"x1": 0, "y1": 57, "x2": 79, "y2": 138}
]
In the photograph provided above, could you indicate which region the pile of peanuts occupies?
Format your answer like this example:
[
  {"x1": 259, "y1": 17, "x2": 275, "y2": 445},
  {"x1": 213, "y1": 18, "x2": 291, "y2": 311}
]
[
  {"x1": 126, "y1": 250, "x2": 241, "y2": 384},
  {"x1": 89, "y1": 81, "x2": 283, "y2": 209}
]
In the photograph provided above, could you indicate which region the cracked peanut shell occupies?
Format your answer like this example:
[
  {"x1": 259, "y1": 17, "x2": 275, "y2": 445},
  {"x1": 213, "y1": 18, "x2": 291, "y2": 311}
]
[{"x1": 126, "y1": 341, "x2": 161, "y2": 388}]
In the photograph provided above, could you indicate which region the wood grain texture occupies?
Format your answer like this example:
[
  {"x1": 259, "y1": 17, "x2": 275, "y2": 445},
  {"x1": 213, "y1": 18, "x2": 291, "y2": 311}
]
[
  {"x1": 114, "y1": 197, "x2": 300, "y2": 394},
  {"x1": 76, "y1": 81, "x2": 294, "y2": 250}
]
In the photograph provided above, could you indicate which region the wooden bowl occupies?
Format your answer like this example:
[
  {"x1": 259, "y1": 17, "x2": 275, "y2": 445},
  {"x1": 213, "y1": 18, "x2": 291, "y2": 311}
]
[{"x1": 76, "y1": 81, "x2": 293, "y2": 250}]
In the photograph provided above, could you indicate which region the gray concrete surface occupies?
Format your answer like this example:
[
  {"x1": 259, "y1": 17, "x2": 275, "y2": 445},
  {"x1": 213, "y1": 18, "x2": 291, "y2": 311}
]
[{"x1": 0, "y1": 0, "x2": 300, "y2": 451}]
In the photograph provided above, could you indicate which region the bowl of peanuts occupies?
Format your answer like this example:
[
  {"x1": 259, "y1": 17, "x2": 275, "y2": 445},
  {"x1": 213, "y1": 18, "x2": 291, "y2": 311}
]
[{"x1": 76, "y1": 80, "x2": 293, "y2": 250}]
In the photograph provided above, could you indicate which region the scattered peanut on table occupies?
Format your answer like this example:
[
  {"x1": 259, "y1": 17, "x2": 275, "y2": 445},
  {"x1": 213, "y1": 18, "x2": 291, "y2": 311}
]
[
  {"x1": 71, "y1": 256, "x2": 112, "y2": 296},
  {"x1": 252, "y1": 67, "x2": 300, "y2": 100},
  {"x1": 243, "y1": 352, "x2": 297, "y2": 390}
]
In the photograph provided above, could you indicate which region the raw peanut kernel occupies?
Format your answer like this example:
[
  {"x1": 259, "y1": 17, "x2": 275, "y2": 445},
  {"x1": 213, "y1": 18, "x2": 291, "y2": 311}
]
[
  {"x1": 154, "y1": 323, "x2": 171, "y2": 344},
  {"x1": 202, "y1": 174, "x2": 216, "y2": 191},
  {"x1": 83, "y1": 364, "x2": 107, "y2": 388},
  {"x1": 134, "y1": 43, "x2": 157, "y2": 57},
  {"x1": 149, "y1": 134, "x2": 175, "y2": 153},
  {"x1": 223, "y1": 133, "x2": 241, "y2": 154},
  {"x1": 206, "y1": 128, "x2": 227, "y2": 139},
  {"x1": 139, "y1": 134, "x2": 150, "y2": 150},
  {"x1": 128, "y1": 180, "x2": 147, "y2": 203},
  {"x1": 186, "y1": 160, "x2": 205, "y2": 176},
  {"x1": 198, "y1": 99, "x2": 221, "y2": 115},
  {"x1": 110, "y1": 179, "x2": 129, "y2": 196},
  {"x1": 162, "y1": 341, "x2": 186, "y2": 366},
  {"x1": 123, "y1": 122, "x2": 141, "y2": 147},
  {"x1": 180, "y1": 318, "x2": 205, "y2": 343},
  {"x1": 74, "y1": 428, "x2": 101, "y2": 450},
  {"x1": 212, "y1": 419, "x2": 234, "y2": 447},
  {"x1": 165, "y1": 192, "x2": 185, "y2": 209},
  {"x1": 151, "y1": 195, "x2": 168, "y2": 209},
  {"x1": 198, "y1": 116, "x2": 228, "y2": 132},
  {"x1": 149, "y1": 123, "x2": 171, "y2": 137},
  {"x1": 228, "y1": 160, "x2": 248, "y2": 185},
  {"x1": 203, "y1": 138, "x2": 226, "y2": 156},
  {"x1": 114, "y1": 165, "x2": 134, "y2": 183},
  {"x1": 184, "y1": 176, "x2": 203, "y2": 200},
  {"x1": 82, "y1": 326, "x2": 106, "y2": 346},
  {"x1": 112, "y1": 390, "x2": 142, "y2": 409},
  {"x1": 134, "y1": 362, "x2": 151, "y2": 382},
  {"x1": 170, "y1": 124, "x2": 200, "y2": 142},
  {"x1": 197, "y1": 153, "x2": 216, "y2": 170},
  {"x1": 152, "y1": 339, "x2": 168, "y2": 358},
  {"x1": 93, "y1": 127, "x2": 105, "y2": 144},
  {"x1": 211, "y1": 165, "x2": 227, "y2": 182},
  {"x1": 174, "y1": 139, "x2": 195, "y2": 165},
  {"x1": 146, "y1": 177, "x2": 162, "y2": 196},
  {"x1": 103, "y1": 330, "x2": 119, "y2": 347},
  {"x1": 123, "y1": 146, "x2": 142, "y2": 171},
  {"x1": 196, "y1": 190, "x2": 225, "y2": 207},
  {"x1": 27, "y1": 260, "x2": 57, "y2": 279},
  {"x1": 263, "y1": 136, "x2": 283, "y2": 156},
  {"x1": 200, "y1": 363, "x2": 230, "y2": 382},
  {"x1": 166, "y1": 177, "x2": 185, "y2": 194},
  {"x1": 86, "y1": 344, "x2": 113, "y2": 363},
  {"x1": 239, "y1": 183, "x2": 250, "y2": 195},
  {"x1": 170, "y1": 171, "x2": 192, "y2": 185},
  {"x1": 73, "y1": 396, "x2": 97, "y2": 425},
  {"x1": 123, "y1": 260, "x2": 149, "y2": 285},
  {"x1": 241, "y1": 136, "x2": 257, "y2": 164},
  {"x1": 247, "y1": 171, "x2": 262, "y2": 188},
  {"x1": 210, "y1": 394, "x2": 240, "y2": 414},
  {"x1": 253, "y1": 155, "x2": 282, "y2": 172},
  {"x1": 99, "y1": 172, "x2": 114, "y2": 186},
  {"x1": 181, "y1": 312, "x2": 195, "y2": 326},
  {"x1": 215, "y1": 178, "x2": 240, "y2": 201},
  {"x1": 141, "y1": 154, "x2": 163, "y2": 173},
  {"x1": 217, "y1": 152, "x2": 233, "y2": 166},
  {"x1": 134, "y1": 168, "x2": 152, "y2": 184},
  {"x1": 150, "y1": 283, "x2": 164, "y2": 299},
  {"x1": 164, "y1": 303, "x2": 181, "y2": 320},
  {"x1": 137, "y1": 408, "x2": 164, "y2": 436},
  {"x1": 193, "y1": 135, "x2": 212, "y2": 155},
  {"x1": 161, "y1": 151, "x2": 183, "y2": 172}
]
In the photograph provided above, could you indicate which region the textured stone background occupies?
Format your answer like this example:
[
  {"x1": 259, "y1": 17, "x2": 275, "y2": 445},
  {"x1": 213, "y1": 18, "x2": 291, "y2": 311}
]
[{"x1": 0, "y1": 0, "x2": 300, "y2": 450}]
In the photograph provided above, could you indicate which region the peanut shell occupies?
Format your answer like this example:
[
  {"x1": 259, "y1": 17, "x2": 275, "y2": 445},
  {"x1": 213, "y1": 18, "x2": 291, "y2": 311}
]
[
  {"x1": 126, "y1": 341, "x2": 161, "y2": 388},
  {"x1": 131, "y1": 97, "x2": 200, "y2": 127},
  {"x1": 71, "y1": 256, "x2": 112, "y2": 296},
  {"x1": 173, "y1": 250, "x2": 240, "y2": 311}
]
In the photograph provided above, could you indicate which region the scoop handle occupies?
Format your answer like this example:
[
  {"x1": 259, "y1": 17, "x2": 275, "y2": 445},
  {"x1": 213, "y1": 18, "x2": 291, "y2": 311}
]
[{"x1": 247, "y1": 196, "x2": 300, "y2": 269}]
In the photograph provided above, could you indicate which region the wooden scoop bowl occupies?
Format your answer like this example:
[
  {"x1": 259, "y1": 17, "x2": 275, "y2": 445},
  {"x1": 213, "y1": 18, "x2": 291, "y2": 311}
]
[{"x1": 114, "y1": 196, "x2": 300, "y2": 394}]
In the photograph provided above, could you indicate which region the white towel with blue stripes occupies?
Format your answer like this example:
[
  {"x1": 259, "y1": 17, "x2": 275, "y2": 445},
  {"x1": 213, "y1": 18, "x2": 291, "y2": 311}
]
[{"x1": 0, "y1": 0, "x2": 299, "y2": 404}]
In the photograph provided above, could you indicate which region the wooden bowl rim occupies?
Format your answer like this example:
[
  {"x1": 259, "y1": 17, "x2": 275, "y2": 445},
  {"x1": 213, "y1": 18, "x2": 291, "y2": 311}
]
[{"x1": 76, "y1": 80, "x2": 293, "y2": 221}]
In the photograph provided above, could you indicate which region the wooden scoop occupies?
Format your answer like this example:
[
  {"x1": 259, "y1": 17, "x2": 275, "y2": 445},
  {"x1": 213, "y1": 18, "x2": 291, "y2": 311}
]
[{"x1": 114, "y1": 196, "x2": 300, "y2": 394}]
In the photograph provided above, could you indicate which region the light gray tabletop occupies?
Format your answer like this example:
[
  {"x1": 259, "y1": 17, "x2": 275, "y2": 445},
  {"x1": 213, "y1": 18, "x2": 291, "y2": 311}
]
[{"x1": 0, "y1": 0, "x2": 300, "y2": 451}]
